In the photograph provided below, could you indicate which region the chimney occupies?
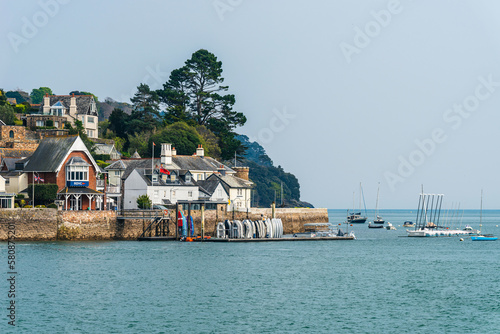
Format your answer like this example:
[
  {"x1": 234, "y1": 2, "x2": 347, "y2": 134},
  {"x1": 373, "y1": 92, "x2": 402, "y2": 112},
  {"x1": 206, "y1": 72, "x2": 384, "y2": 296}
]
[
  {"x1": 218, "y1": 165, "x2": 226, "y2": 176},
  {"x1": 233, "y1": 166, "x2": 250, "y2": 181},
  {"x1": 43, "y1": 94, "x2": 51, "y2": 114},
  {"x1": 161, "y1": 143, "x2": 172, "y2": 165},
  {"x1": 196, "y1": 144, "x2": 204, "y2": 157},
  {"x1": 69, "y1": 94, "x2": 77, "y2": 117},
  {"x1": 172, "y1": 147, "x2": 177, "y2": 156}
]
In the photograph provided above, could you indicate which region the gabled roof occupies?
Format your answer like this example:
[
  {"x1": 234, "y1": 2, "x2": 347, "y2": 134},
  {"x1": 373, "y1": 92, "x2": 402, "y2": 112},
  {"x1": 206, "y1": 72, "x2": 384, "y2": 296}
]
[
  {"x1": 39, "y1": 95, "x2": 97, "y2": 116},
  {"x1": 172, "y1": 156, "x2": 233, "y2": 172},
  {"x1": 106, "y1": 159, "x2": 126, "y2": 170},
  {"x1": 23, "y1": 135, "x2": 98, "y2": 173},
  {"x1": 94, "y1": 143, "x2": 116, "y2": 155},
  {"x1": 105, "y1": 155, "x2": 234, "y2": 180},
  {"x1": 205, "y1": 173, "x2": 253, "y2": 192}
]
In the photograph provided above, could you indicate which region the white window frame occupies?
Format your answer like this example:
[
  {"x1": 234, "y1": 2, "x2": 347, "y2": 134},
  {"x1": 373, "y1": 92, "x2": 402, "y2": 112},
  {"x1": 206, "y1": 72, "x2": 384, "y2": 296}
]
[{"x1": 66, "y1": 165, "x2": 89, "y2": 182}]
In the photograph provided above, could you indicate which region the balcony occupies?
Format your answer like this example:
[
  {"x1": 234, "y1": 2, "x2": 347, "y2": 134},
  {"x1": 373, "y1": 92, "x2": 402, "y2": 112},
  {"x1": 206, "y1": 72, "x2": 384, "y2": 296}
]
[{"x1": 106, "y1": 185, "x2": 120, "y2": 194}]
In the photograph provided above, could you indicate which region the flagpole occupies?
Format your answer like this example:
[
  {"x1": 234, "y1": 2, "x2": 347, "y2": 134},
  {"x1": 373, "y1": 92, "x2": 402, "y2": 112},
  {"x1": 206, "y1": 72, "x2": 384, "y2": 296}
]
[
  {"x1": 152, "y1": 143, "x2": 154, "y2": 186},
  {"x1": 32, "y1": 171, "x2": 35, "y2": 207}
]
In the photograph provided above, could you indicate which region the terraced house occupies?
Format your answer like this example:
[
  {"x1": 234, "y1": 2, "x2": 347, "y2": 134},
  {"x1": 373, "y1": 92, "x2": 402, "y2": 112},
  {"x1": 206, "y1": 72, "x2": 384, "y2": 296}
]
[{"x1": 105, "y1": 143, "x2": 254, "y2": 210}]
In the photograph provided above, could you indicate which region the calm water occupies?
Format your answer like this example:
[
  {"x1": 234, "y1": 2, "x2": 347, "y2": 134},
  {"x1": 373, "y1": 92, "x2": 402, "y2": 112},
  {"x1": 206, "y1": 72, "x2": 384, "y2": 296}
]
[{"x1": 1, "y1": 209, "x2": 499, "y2": 333}]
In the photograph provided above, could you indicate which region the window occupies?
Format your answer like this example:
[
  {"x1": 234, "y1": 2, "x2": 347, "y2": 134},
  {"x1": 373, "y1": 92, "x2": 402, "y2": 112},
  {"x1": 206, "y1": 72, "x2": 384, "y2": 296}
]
[
  {"x1": 88, "y1": 116, "x2": 94, "y2": 123},
  {"x1": 170, "y1": 174, "x2": 176, "y2": 182},
  {"x1": 217, "y1": 189, "x2": 223, "y2": 198},
  {"x1": 198, "y1": 174, "x2": 204, "y2": 181},
  {"x1": 237, "y1": 201, "x2": 242, "y2": 208},
  {"x1": 185, "y1": 174, "x2": 191, "y2": 182},
  {"x1": 114, "y1": 171, "x2": 120, "y2": 176},
  {"x1": 188, "y1": 191, "x2": 193, "y2": 197},
  {"x1": 154, "y1": 190, "x2": 159, "y2": 198},
  {"x1": 54, "y1": 121, "x2": 59, "y2": 128},
  {"x1": 171, "y1": 190, "x2": 176, "y2": 198},
  {"x1": 36, "y1": 120, "x2": 44, "y2": 127},
  {"x1": 237, "y1": 189, "x2": 243, "y2": 197},
  {"x1": 66, "y1": 166, "x2": 89, "y2": 181},
  {"x1": 5, "y1": 178, "x2": 10, "y2": 184},
  {"x1": 87, "y1": 130, "x2": 94, "y2": 137},
  {"x1": 9, "y1": 130, "x2": 14, "y2": 138}
]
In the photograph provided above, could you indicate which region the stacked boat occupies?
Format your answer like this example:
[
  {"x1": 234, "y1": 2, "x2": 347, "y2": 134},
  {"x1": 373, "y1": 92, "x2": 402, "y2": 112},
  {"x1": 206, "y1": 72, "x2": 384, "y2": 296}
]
[{"x1": 216, "y1": 218, "x2": 284, "y2": 239}]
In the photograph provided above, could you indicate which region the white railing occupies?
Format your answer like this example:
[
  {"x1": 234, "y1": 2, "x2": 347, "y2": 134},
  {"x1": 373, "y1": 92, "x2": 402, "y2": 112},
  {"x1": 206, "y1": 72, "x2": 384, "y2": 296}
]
[{"x1": 106, "y1": 185, "x2": 120, "y2": 194}]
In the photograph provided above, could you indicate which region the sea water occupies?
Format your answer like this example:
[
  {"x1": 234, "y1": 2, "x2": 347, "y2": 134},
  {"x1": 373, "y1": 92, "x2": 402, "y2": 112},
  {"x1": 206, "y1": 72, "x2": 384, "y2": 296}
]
[{"x1": 0, "y1": 209, "x2": 499, "y2": 333}]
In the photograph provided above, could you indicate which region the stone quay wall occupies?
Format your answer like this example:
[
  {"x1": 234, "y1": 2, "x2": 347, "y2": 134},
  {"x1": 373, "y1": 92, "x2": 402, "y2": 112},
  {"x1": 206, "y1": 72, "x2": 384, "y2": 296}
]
[{"x1": 0, "y1": 207, "x2": 329, "y2": 241}]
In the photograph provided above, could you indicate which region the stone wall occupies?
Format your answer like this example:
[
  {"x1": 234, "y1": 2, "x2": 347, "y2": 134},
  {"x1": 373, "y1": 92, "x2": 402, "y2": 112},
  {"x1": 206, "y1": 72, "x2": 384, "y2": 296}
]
[
  {"x1": 0, "y1": 207, "x2": 329, "y2": 241},
  {"x1": 0, "y1": 208, "x2": 58, "y2": 241},
  {"x1": 60, "y1": 210, "x2": 118, "y2": 240}
]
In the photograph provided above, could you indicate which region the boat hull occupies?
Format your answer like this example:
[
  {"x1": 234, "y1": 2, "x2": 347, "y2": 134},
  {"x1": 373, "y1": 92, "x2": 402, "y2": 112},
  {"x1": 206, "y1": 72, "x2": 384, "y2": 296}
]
[
  {"x1": 368, "y1": 224, "x2": 384, "y2": 229},
  {"x1": 471, "y1": 236, "x2": 497, "y2": 241},
  {"x1": 348, "y1": 217, "x2": 367, "y2": 224}
]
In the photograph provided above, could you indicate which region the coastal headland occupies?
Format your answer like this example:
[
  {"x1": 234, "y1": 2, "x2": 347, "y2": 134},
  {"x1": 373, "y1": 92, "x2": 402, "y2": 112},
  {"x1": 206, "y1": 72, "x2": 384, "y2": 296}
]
[{"x1": 0, "y1": 208, "x2": 328, "y2": 241}]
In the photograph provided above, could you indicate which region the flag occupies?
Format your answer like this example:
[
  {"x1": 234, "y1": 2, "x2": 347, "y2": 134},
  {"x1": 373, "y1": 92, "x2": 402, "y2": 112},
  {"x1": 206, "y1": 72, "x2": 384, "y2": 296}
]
[
  {"x1": 160, "y1": 167, "x2": 170, "y2": 175},
  {"x1": 153, "y1": 142, "x2": 156, "y2": 146},
  {"x1": 39, "y1": 177, "x2": 44, "y2": 182}
]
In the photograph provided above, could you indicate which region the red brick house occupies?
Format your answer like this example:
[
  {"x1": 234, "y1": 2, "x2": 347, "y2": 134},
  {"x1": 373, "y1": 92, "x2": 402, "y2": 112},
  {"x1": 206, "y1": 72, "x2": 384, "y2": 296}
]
[{"x1": 23, "y1": 135, "x2": 104, "y2": 210}]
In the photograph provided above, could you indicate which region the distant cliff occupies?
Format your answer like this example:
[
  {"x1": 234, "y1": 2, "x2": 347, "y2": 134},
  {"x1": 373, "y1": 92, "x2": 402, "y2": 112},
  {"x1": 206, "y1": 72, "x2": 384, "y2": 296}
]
[{"x1": 236, "y1": 135, "x2": 313, "y2": 208}]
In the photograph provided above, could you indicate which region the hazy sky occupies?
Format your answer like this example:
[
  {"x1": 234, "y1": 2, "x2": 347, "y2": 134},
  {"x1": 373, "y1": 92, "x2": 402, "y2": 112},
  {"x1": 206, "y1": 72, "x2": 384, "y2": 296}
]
[{"x1": 3, "y1": 0, "x2": 500, "y2": 209}]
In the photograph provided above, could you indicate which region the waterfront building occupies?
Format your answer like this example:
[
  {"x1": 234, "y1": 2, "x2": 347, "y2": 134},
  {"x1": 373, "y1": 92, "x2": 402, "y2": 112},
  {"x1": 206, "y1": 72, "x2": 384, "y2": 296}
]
[
  {"x1": 106, "y1": 143, "x2": 253, "y2": 210},
  {"x1": 23, "y1": 135, "x2": 104, "y2": 210}
]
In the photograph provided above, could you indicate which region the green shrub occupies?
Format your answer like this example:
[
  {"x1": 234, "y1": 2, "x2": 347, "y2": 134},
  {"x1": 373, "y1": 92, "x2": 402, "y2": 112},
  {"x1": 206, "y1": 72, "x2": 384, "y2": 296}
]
[
  {"x1": 35, "y1": 205, "x2": 46, "y2": 208},
  {"x1": 47, "y1": 203, "x2": 58, "y2": 209},
  {"x1": 136, "y1": 194, "x2": 152, "y2": 209},
  {"x1": 27, "y1": 184, "x2": 58, "y2": 206},
  {"x1": 24, "y1": 205, "x2": 32, "y2": 208},
  {"x1": 14, "y1": 203, "x2": 19, "y2": 208},
  {"x1": 15, "y1": 194, "x2": 25, "y2": 200}
]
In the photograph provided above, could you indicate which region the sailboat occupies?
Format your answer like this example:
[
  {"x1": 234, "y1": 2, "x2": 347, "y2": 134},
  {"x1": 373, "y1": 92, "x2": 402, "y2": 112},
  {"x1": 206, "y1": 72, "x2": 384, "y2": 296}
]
[
  {"x1": 472, "y1": 190, "x2": 498, "y2": 241},
  {"x1": 373, "y1": 183, "x2": 384, "y2": 224},
  {"x1": 348, "y1": 183, "x2": 368, "y2": 224}
]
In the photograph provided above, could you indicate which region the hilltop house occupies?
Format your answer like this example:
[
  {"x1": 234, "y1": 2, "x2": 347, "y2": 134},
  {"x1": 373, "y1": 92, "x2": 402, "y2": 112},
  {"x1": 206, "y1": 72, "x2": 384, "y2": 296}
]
[
  {"x1": 105, "y1": 143, "x2": 253, "y2": 210},
  {"x1": 94, "y1": 143, "x2": 121, "y2": 160},
  {"x1": 28, "y1": 94, "x2": 99, "y2": 138},
  {"x1": 23, "y1": 135, "x2": 104, "y2": 210}
]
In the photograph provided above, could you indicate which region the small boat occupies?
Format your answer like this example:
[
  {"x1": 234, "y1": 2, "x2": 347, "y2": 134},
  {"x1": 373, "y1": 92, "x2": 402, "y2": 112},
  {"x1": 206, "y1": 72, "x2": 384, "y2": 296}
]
[
  {"x1": 463, "y1": 225, "x2": 473, "y2": 231},
  {"x1": 386, "y1": 222, "x2": 396, "y2": 230},
  {"x1": 470, "y1": 191, "x2": 497, "y2": 241},
  {"x1": 403, "y1": 221, "x2": 414, "y2": 227},
  {"x1": 348, "y1": 212, "x2": 367, "y2": 223},
  {"x1": 347, "y1": 183, "x2": 368, "y2": 224},
  {"x1": 471, "y1": 234, "x2": 497, "y2": 241},
  {"x1": 368, "y1": 223, "x2": 384, "y2": 229}
]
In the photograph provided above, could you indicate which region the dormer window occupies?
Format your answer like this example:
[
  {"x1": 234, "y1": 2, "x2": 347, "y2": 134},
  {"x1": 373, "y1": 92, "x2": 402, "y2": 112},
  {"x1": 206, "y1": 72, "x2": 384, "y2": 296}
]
[
  {"x1": 185, "y1": 174, "x2": 191, "y2": 183},
  {"x1": 66, "y1": 156, "x2": 90, "y2": 187}
]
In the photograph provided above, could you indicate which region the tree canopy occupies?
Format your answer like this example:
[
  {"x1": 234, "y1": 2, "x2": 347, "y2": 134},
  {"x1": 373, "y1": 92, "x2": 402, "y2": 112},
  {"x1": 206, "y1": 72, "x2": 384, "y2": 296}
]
[
  {"x1": 30, "y1": 87, "x2": 53, "y2": 103},
  {"x1": 157, "y1": 49, "x2": 246, "y2": 159}
]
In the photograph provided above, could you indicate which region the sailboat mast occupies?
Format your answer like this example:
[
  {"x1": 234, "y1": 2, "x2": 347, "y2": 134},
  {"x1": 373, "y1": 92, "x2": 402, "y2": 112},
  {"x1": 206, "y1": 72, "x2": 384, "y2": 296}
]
[
  {"x1": 359, "y1": 182, "x2": 362, "y2": 211},
  {"x1": 480, "y1": 189, "x2": 483, "y2": 225},
  {"x1": 375, "y1": 183, "x2": 380, "y2": 219}
]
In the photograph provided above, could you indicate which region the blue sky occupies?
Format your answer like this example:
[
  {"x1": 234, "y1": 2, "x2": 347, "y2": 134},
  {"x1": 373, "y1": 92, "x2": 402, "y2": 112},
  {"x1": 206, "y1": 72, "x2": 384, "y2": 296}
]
[{"x1": 2, "y1": 0, "x2": 500, "y2": 209}]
